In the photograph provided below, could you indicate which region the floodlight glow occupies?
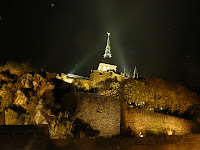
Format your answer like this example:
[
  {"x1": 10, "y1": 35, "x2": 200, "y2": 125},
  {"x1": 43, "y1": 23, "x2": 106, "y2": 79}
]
[
  {"x1": 139, "y1": 132, "x2": 144, "y2": 137},
  {"x1": 69, "y1": 49, "x2": 97, "y2": 74}
]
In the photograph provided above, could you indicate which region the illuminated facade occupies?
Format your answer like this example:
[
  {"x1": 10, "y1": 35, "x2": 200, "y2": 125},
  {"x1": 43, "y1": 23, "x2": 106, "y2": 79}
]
[
  {"x1": 98, "y1": 63, "x2": 117, "y2": 72},
  {"x1": 57, "y1": 32, "x2": 127, "y2": 90},
  {"x1": 90, "y1": 32, "x2": 128, "y2": 87},
  {"x1": 98, "y1": 32, "x2": 117, "y2": 72}
]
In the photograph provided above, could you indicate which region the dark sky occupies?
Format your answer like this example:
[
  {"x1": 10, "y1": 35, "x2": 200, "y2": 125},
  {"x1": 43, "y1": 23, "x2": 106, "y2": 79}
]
[{"x1": 0, "y1": 0, "x2": 200, "y2": 88}]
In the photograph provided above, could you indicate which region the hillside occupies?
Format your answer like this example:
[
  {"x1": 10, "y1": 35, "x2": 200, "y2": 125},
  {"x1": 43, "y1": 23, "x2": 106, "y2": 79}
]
[
  {"x1": 0, "y1": 61, "x2": 200, "y2": 139},
  {"x1": 0, "y1": 62, "x2": 72, "y2": 139}
]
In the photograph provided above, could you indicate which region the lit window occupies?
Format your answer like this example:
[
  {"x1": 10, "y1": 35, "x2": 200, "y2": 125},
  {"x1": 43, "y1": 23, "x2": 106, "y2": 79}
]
[{"x1": 103, "y1": 66, "x2": 106, "y2": 71}]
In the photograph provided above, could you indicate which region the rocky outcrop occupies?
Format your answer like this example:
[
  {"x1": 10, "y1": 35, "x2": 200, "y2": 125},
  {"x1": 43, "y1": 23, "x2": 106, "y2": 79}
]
[
  {"x1": 5, "y1": 108, "x2": 19, "y2": 125},
  {"x1": 34, "y1": 109, "x2": 48, "y2": 124},
  {"x1": 48, "y1": 117, "x2": 73, "y2": 139},
  {"x1": 33, "y1": 101, "x2": 72, "y2": 139},
  {"x1": 14, "y1": 90, "x2": 28, "y2": 106},
  {"x1": 0, "y1": 69, "x2": 73, "y2": 139},
  {"x1": 32, "y1": 99, "x2": 72, "y2": 139},
  {"x1": 21, "y1": 73, "x2": 33, "y2": 88}
]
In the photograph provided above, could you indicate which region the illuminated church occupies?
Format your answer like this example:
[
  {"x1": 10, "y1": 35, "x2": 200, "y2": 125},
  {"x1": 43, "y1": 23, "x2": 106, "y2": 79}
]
[
  {"x1": 57, "y1": 32, "x2": 138, "y2": 90},
  {"x1": 97, "y1": 32, "x2": 117, "y2": 72}
]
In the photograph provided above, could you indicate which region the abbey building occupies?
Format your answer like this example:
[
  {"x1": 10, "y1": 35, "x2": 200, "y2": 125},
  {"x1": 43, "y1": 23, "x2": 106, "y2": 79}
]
[{"x1": 56, "y1": 32, "x2": 135, "y2": 90}]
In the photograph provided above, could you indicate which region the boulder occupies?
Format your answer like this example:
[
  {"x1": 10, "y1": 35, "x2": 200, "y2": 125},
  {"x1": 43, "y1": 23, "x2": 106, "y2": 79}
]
[
  {"x1": 21, "y1": 73, "x2": 33, "y2": 88},
  {"x1": 34, "y1": 110, "x2": 48, "y2": 125},
  {"x1": 48, "y1": 118, "x2": 73, "y2": 139},
  {"x1": 14, "y1": 90, "x2": 28, "y2": 106}
]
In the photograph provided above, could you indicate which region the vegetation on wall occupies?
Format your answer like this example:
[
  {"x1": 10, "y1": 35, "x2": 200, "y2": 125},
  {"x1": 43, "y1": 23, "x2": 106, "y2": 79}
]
[
  {"x1": 96, "y1": 78, "x2": 120, "y2": 96},
  {"x1": 119, "y1": 78, "x2": 199, "y2": 115}
]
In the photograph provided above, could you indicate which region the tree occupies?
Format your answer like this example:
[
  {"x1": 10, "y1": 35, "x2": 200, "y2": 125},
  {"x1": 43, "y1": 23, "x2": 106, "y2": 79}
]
[
  {"x1": 3, "y1": 61, "x2": 35, "y2": 75},
  {"x1": 97, "y1": 78, "x2": 120, "y2": 96},
  {"x1": 119, "y1": 78, "x2": 199, "y2": 114}
]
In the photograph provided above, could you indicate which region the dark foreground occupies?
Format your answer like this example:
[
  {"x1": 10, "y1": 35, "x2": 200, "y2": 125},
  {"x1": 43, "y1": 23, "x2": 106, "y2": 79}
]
[{"x1": 0, "y1": 125, "x2": 200, "y2": 150}]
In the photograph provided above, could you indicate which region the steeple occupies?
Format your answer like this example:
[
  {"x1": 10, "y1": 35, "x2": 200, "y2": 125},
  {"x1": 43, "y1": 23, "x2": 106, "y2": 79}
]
[
  {"x1": 98, "y1": 32, "x2": 117, "y2": 72},
  {"x1": 103, "y1": 32, "x2": 112, "y2": 59},
  {"x1": 133, "y1": 66, "x2": 139, "y2": 78}
]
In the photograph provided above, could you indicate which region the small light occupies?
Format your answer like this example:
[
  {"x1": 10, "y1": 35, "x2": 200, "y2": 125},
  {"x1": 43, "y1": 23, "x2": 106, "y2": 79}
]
[
  {"x1": 116, "y1": 146, "x2": 120, "y2": 149},
  {"x1": 50, "y1": 3, "x2": 55, "y2": 7},
  {"x1": 167, "y1": 129, "x2": 173, "y2": 136},
  {"x1": 139, "y1": 132, "x2": 144, "y2": 137}
]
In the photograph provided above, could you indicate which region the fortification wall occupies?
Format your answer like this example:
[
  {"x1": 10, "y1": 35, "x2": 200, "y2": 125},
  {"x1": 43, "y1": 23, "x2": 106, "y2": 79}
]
[
  {"x1": 75, "y1": 92, "x2": 121, "y2": 137},
  {"x1": 90, "y1": 70, "x2": 113, "y2": 87},
  {"x1": 121, "y1": 102, "x2": 194, "y2": 136},
  {"x1": 63, "y1": 92, "x2": 195, "y2": 137},
  {"x1": 89, "y1": 70, "x2": 128, "y2": 88}
]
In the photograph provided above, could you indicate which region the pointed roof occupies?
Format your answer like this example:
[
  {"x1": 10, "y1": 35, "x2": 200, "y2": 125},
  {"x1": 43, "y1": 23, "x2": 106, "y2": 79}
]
[
  {"x1": 133, "y1": 66, "x2": 139, "y2": 78},
  {"x1": 102, "y1": 32, "x2": 112, "y2": 64}
]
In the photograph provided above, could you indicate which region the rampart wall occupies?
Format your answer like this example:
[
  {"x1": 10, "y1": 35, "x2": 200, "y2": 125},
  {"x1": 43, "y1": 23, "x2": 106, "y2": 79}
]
[
  {"x1": 121, "y1": 102, "x2": 194, "y2": 136},
  {"x1": 75, "y1": 92, "x2": 121, "y2": 137}
]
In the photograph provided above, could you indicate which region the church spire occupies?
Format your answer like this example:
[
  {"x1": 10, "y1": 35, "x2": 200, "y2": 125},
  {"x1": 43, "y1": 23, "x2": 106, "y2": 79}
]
[
  {"x1": 103, "y1": 32, "x2": 112, "y2": 59},
  {"x1": 133, "y1": 66, "x2": 139, "y2": 78},
  {"x1": 98, "y1": 32, "x2": 117, "y2": 72}
]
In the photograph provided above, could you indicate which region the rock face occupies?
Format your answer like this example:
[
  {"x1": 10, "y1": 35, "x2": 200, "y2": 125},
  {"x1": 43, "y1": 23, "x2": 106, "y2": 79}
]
[
  {"x1": 21, "y1": 73, "x2": 33, "y2": 88},
  {"x1": 34, "y1": 109, "x2": 48, "y2": 125},
  {"x1": 14, "y1": 90, "x2": 28, "y2": 106},
  {"x1": 33, "y1": 100, "x2": 72, "y2": 139},
  {"x1": 48, "y1": 118, "x2": 73, "y2": 139},
  {"x1": 75, "y1": 92, "x2": 121, "y2": 137},
  {"x1": 1, "y1": 64, "x2": 198, "y2": 139},
  {"x1": 5, "y1": 109, "x2": 19, "y2": 125},
  {"x1": 0, "y1": 69, "x2": 73, "y2": 139}
]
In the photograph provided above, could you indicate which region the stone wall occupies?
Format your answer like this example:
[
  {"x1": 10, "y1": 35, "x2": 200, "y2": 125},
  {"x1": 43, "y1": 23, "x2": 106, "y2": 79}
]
[
  {"x1": 121, "y1": 102, "x2": 194, "y2": 136},
  {"x1": 90, "y1": 70, "x2": 127, "y2": 88},
  {"x1": 63, "y1": 92, "x2": 195, "y2": 137},
  {"x1": 73, "y1": 78, "x2": 90, "y2": 90},
  {"x1": 90, "y1": 70, "x2": 114, "y2": 88},
  {"x1": 75, "y1": 92, "x2": 121, "y2": 137}
]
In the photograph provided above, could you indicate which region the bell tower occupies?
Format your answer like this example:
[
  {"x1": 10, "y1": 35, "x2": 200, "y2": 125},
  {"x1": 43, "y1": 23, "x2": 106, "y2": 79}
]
[{"x1": 98, "y1": 32, "x2": 117, "y2": 72}]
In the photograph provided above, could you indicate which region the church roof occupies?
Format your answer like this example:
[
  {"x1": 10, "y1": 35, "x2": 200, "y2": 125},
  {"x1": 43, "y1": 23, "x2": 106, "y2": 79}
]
[{"x1": 102, "y1": 32, "x2": 113, "y2": 64}]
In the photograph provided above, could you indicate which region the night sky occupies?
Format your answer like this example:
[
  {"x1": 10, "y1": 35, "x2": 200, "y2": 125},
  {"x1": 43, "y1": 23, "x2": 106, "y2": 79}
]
[{"x1": 0, "y1": 0, "x2": 200, "y2": 89}]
